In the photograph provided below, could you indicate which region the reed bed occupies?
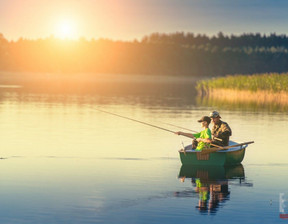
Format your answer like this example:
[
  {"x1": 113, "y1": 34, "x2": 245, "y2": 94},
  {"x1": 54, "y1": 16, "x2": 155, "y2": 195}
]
[
  {"x1": 196, "y1": 73, "x2": 288, "y2": 107},
  {"x1": 197, "y1": 73, "x2": 288, "y2": 93}
]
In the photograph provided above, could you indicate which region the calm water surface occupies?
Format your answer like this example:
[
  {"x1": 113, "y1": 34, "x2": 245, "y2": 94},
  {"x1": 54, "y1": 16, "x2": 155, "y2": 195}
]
[{"x1": 0, "y1": 75, "x2": 287, "y2": 224}]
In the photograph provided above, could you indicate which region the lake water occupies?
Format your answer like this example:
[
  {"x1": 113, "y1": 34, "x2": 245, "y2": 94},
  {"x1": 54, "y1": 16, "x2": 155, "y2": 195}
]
[{"x1": 0, "y1": 74, "x2": 287, "y2": 224}]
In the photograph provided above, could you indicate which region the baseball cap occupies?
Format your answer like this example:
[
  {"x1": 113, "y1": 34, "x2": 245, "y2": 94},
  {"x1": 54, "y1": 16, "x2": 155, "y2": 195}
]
[
  {"x1": 198, "y1": 116, "x2": 211, "y2": 123},
  {"x1": 209, "y1": 111, "x2": 221, "y2": 118}
]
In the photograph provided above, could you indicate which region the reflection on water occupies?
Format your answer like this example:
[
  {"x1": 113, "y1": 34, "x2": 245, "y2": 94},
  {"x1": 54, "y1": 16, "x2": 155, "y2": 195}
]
[
  {"x1": 176, "y1": 165, "x2": 252, "y2": 215},
  {"x1": 197, "y1": 95, "x2": 288, "y2": 113},
  {"x1": 0, "y1": 78, "x2": 198, "y2": 110}
]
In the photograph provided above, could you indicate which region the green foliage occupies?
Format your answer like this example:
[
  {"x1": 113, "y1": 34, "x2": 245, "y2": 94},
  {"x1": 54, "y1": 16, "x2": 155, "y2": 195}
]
[{"x1": 196, "y1": 73, "x2": 288, "y2": 93}]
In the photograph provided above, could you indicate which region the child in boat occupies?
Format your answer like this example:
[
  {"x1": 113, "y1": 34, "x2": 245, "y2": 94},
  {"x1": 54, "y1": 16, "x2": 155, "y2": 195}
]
[{"x1": 176, "y1": 116, "x2": 212, "y2": 151}]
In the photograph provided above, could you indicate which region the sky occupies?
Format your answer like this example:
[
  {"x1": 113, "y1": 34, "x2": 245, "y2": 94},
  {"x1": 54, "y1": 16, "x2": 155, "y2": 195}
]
[{"x1": 1, "y1": 0, "x2": 288, "y2": 41}]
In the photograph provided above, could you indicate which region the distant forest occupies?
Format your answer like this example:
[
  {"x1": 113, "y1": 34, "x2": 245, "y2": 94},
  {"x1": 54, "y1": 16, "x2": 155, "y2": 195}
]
[{"x1": 1, "y1": 32, "x2": 288, "y2": 76}]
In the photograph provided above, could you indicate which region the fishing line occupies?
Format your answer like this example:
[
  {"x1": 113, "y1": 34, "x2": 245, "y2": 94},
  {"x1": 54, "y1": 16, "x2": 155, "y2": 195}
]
[
  {"x1": 160, "y1": 122, "x2": 198, "y2": 133},
  {"x1": 94, "y1": 108, "x2": 176, "y2": 134}
]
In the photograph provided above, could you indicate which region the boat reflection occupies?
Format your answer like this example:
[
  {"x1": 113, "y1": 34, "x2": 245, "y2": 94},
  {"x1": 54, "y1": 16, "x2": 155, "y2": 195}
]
[{"x1": 175, "y1": 165, "x2": 252, "y2": 214}]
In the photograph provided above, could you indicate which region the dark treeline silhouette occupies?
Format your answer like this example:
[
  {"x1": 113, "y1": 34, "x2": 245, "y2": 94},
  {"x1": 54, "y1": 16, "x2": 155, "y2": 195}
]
[
  {"x1": 142, "y1": 32, "x2": 288, "y2": 49},
  {"x1": 1, "y1": 32, "x2": 288, "y2": 76}
]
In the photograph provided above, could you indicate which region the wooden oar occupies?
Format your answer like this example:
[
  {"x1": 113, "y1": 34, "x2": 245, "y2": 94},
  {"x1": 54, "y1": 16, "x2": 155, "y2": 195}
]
[
  {"x1": 201, "y1": 141, "x2": 254, "y2": 154},
  {"x1": 211, "y1": 143, "x2": 222, "y2": 148}
]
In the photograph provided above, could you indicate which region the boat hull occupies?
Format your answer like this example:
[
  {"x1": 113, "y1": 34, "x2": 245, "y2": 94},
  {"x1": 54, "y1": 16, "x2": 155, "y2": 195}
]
[{"x1": 179, "y1": 144, "x2": 246, "y2": 166}]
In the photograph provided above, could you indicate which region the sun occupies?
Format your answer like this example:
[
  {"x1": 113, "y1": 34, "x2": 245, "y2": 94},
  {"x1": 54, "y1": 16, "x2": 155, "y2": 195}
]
[{"x1": 55, "y1": 19, "x2": 77, "y2": 39}]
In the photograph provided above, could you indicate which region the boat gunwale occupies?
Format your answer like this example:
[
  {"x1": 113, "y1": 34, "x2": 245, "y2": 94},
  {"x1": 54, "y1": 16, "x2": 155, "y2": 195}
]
[
  {"x1": 179, "y1": 146, "x2": 246, "y2": 153},
  {"x1": 179, "y1": 141, "x2": 248, "y2": 154}
]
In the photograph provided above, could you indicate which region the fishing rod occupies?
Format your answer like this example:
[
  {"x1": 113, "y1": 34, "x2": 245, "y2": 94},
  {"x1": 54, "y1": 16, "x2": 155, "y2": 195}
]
[
  {"x1": 162, "y1": 122, "x2": 223, "y2": 142},
  {"x1": 95, "y1": 108, "x2": 177, "y2": 134},
  {"x1": 161, "y1": 122, "x2": 198, "y2": 133},
  {"x1": 95, "y1": 108, "x2": 227, "y2": 147}
]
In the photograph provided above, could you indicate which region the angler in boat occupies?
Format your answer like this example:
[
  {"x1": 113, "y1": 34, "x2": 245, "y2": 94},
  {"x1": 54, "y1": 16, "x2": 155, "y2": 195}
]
[
  {"x1": 209, "y1": 111, "x2": 232, "y2": 147},
  {"x1": 175, "y1": 116, "x2": 212, "y2": 151},
  {"x1": 94, "y1": 107, "x2": 253, "y2": 165}
]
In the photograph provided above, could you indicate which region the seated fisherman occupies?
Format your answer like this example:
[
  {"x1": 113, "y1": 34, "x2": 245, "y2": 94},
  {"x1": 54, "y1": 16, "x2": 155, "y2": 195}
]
[
  {"x1": 176, "y1": 116, "x2": 212, "y2": 151},
  {"x1": 209, "y1": 111, "x2": 232, "y2": 147}
]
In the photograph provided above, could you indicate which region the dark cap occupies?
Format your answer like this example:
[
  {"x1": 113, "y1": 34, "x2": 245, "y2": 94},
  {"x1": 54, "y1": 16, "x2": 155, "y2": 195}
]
[
  {"x1": 198, "y1": 116, "x2": 211, "y2": 124},
  {"x1": 209, "y1": 111, "x2": 221, "y2": 118}
]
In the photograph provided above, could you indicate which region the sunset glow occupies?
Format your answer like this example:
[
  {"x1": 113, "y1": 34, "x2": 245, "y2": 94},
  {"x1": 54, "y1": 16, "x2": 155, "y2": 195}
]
[
  {"x1": 1, "y1": 0, "x2": 288, "y2": 41},
  {"x1": 55, "y1": 19, "x2": 77, "y2": 39}
]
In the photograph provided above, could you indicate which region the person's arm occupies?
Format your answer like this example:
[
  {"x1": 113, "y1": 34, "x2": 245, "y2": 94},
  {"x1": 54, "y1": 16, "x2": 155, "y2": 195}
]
[
  {"x1": 196, "y1": 138, "x2": 211, "y2": 143},
  {"x1": 175, "y1": 131, "x2": 197, "y2": 139}
]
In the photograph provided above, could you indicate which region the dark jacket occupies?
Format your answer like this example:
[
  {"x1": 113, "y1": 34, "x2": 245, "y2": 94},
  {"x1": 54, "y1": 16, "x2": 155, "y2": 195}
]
[{"x1": 211, "y1": 120, "x2": 232, "y2": 146}]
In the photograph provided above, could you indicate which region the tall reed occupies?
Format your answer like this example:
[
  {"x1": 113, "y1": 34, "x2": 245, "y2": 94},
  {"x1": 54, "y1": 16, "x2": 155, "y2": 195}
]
[{"x1": 197, "y1": 73, "x2": 288, "y2": 93}]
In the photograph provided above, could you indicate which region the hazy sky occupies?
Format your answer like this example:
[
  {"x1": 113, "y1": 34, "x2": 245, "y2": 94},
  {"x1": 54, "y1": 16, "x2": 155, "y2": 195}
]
[{"x1": 1, "y1": 0, "x2": 288, "y2": 40}]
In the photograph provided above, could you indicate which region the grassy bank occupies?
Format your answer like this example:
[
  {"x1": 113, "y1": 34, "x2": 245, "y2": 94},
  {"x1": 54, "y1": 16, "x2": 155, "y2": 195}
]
[
  {"x1": 196, "y1": 73, "x2": 288, "y2": 107},
  {"x1": 197, "y1": 73, "x2": 288, "y2": 93}
]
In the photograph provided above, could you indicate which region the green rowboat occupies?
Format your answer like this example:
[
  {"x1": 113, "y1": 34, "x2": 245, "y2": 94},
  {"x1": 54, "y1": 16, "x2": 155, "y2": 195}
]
[{"x1": 179, "y1": 141, "x2": 253, "y2": 166}]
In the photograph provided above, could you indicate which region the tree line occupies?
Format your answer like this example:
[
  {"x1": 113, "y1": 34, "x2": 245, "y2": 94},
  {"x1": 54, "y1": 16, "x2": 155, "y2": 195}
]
[
  {"x1": 142, "y1": 32, "x2": 288, "y2": 49},
  {"x1": 1, "y1": 32, "x2": 288, "y2": 76}
]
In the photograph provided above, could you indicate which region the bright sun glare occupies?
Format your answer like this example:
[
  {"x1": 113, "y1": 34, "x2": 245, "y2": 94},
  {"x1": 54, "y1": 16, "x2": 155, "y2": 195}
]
[{"x1": 55, "y1": 19, "x2": 77, "y2": 39}]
